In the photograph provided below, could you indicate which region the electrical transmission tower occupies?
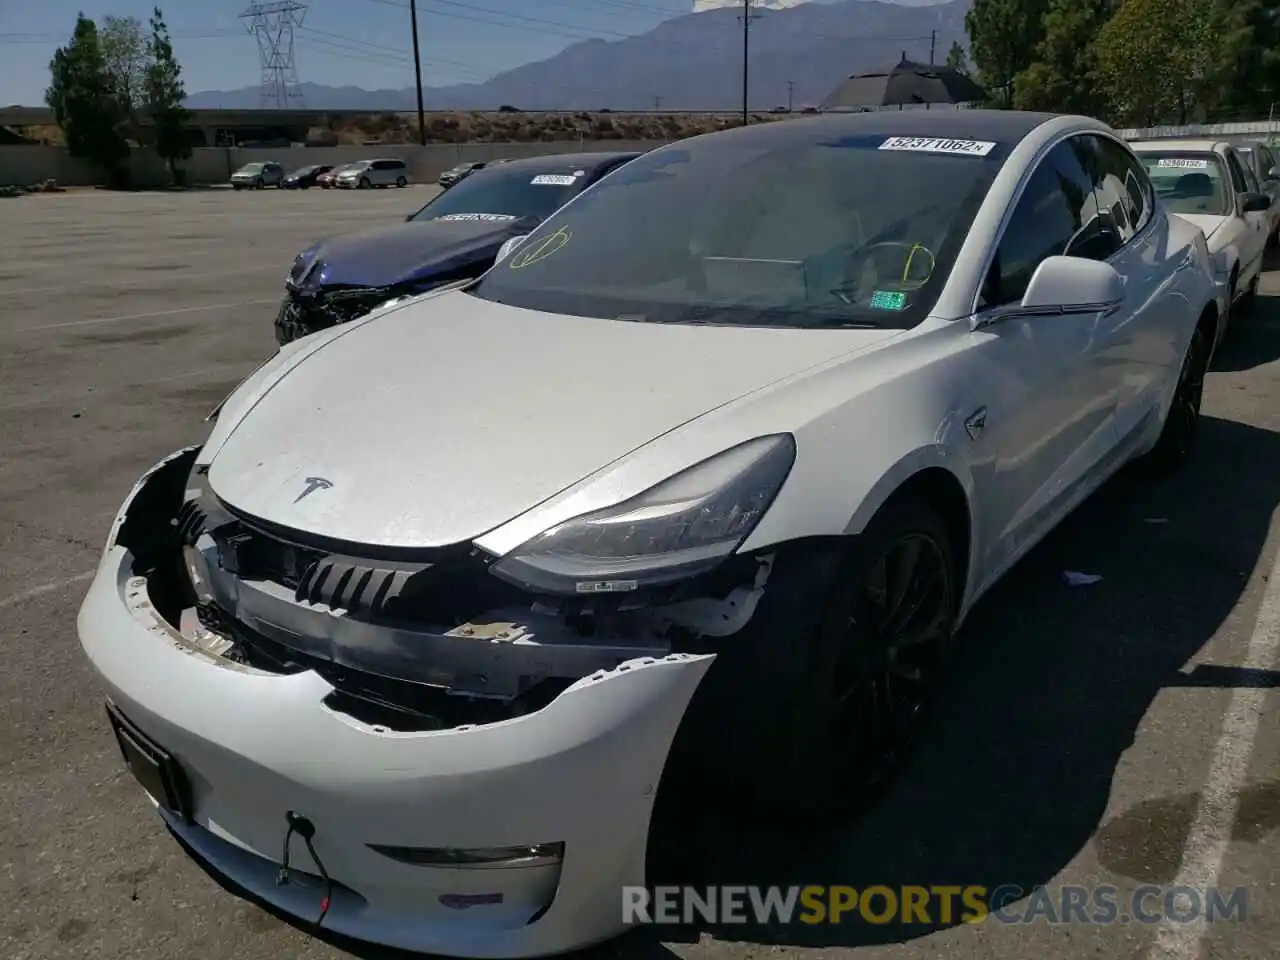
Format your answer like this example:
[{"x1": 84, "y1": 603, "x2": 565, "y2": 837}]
[{"x1": 240, "y1": 0, "x2": 308, "y2": 109}]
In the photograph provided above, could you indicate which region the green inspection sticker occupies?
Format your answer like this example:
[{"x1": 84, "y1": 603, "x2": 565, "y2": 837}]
[{"x1": 869, "y1": 290, "x2": 908, "y2": 311}]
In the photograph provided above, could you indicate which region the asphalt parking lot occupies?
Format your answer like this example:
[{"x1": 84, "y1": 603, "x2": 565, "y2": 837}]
[{"x1": 2, "y1": 187, "x2": 1279, "y2": 960}]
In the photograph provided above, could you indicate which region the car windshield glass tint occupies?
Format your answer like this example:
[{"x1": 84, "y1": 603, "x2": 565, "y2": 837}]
[
  {"x1": 1138, "y1": 152, "x2": 1231, "y2": 216},
  {"x1": 240, "y1": 163, "x2": 264, "y2": 172},
  {"x1": 412, "y1": 166, "x2": 584, "y2": 223},
  {"x1": 469, "y1": 133, "x2": 1006, "y2": 329}
]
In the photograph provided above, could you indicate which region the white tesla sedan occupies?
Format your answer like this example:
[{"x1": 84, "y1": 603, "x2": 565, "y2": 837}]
[{"x1": 79, "y1": 110, "x2": 1219, "y2": 957}]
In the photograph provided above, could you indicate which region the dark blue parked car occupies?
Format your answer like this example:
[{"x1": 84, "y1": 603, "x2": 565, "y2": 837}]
[{"x1": 274, "y1": 151, "x2": 642, "y2": 344}]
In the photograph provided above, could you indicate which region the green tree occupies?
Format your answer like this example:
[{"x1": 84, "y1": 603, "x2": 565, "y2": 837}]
[
  {"x1": 144, "y1": 7, "x2": 192, "y2": 180},
  {"x1": 46, "y1": 13, "x2": 130, "y2": 181},
  {"x1": 1012, "y1": 0, "x2": 1118, "y2": 116},
  {"x1": 99, "y1": 14, "x2": 148, "y2": 130},
  {"x1": 1095, "y1": 0, "x2": 1216, "y2": 126},
  {"x1": 1199, "y1": 0, "x2": 1280, "y2": 121},
  {"x1": 945, "y1": 41, "x2": 970, "y2": 75},
  {"x1": 964, "y1": 0, "x2": 1050, "y2": 106}
]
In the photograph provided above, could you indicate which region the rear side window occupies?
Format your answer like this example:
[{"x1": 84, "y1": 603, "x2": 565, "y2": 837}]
[
  {"x1": 1261, "y1": 145, "x2": 1278, "y2": 176},
  {"x1": 1086, "y1": 135, "x2": 1152, "y2": 239},
  {"x1": 985, "y1": 137, "x2": 1113, "y2": 307},
  {"x1": 1225, "y1": 151, "x2": 1248, "y2": 195}
]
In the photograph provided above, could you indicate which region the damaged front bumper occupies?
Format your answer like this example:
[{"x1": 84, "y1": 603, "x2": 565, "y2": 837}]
[{"x1": 77, "y1": 448, "x2": 716, "y2": 958}]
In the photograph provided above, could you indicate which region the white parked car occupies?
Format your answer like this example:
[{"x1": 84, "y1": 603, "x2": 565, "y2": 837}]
[
  {"x1": 1130, "y1": 138, "x2": 1272, "y2": 338},
  {"x1": 230, "y1": 161, "x2": 285, "y2": 189},
  {"x1": 79, "y1": 111, "x2": 1219, "y2": 958},
  {"x1": 335, "y1": 157, "x2": 411, "y2": 189}
]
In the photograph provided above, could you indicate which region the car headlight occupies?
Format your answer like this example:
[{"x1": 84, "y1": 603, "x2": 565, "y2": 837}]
[{"x1": 488, "y1": 434, "x2": 795, "y2": 595}]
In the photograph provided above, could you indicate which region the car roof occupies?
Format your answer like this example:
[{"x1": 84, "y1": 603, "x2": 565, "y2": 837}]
[
  {"x1": 1129, "y1": 138, "x2": 1230, "y2": 152},
  {"x1": 469, "y1": 151, "x2": 643, "y2": 174},
  {"x1": 674, "y1": 109, "x2": 1062, "y2": 151}
]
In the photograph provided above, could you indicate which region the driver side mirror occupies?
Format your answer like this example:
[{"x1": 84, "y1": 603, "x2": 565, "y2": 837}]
[
  {"x1": 976, "y1": 256, "x2": 1123, "y2": 327},
  {"x1": 1020, "y1": 256, "x2": 1124, "y2": 314},
  {"x1": 1241, "y1": 191, "x2": 1273, "y2": 213},
  {"x1": 495, "y1": 234, "x2": 529, "y2": 264}
]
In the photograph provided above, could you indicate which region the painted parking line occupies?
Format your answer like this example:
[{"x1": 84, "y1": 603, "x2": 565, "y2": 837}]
[
  {"x1": 1145, "y1": 532, "x2": 1280, "y2": 959},
  {"x1": 2, "y1": 299, "x2": 277, "y2": 335}
]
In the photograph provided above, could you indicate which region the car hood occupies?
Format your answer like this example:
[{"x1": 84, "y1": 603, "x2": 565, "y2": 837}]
[
  {"x1": 205, "y1": 292, "x2": 900, "y2": 548},
  {"x1": 293, "y1": 219, "x2": 526, "y2": 290},
  {"x1": 1172, "y1": 212, "x2": 1230, "y2": 244}
]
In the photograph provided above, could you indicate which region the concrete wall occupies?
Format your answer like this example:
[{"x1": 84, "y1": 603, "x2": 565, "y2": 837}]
[
  {"x1": 1116, "y1": 119, "x2": 1280, "y2": 142},
  {"x1": 0, "y1": 140, "x2": 672, "y2": 188}
]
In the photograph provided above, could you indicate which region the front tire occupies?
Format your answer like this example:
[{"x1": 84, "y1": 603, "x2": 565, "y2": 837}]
[
  {"x1": 665, "y1": 497, "x2": 958, "y2": 822},
  {"x1": 791, "y1": 498, "x2": 956, "y2": 812},
  {"x1": 358, "y1": 177, "x2": 371, "y2": 189},
  {"x1": 396, "y1": 176, "x2": 407, "y2": 187}
]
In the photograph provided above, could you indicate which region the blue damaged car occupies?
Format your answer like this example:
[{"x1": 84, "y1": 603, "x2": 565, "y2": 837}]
[{"x1": 275, "y1": 151, "x2": 641, "y2": 344}]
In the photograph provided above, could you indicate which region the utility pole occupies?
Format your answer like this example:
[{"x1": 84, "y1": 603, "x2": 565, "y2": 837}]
[
  {"x1": 929, "y1": 29, "x2": 936, "y2": 64},
  {"x1": 738, "y1": 0, "x2": 759, "y2": 126},
  {"x1": 787, "y1": 79, "x2": 794, "y2": 112},
  {"x1": 409, "y1": 0, "x2": 426, "y2": 145}
]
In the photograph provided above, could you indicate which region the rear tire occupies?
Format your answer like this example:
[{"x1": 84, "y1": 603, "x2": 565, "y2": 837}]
[
  {"x1": 1142, "y1": 319, "x2": 1211, "y2": 475},
  {"x1": 1239, "y1": 271, "x2": 1260, "y2": 315}
]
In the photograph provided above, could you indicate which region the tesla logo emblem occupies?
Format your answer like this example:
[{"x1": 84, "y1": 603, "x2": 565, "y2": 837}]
[
  {"x1": 293, "y1": 476, "x2": 333, "y2": 503},
  {"x1": 965, "y1": 408, "x2": 987, "y2": 441}
]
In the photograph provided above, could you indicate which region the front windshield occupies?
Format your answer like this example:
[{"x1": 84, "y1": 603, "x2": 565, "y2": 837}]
[
  {"x1": 469, "y1": 132, "x2": 1007, "y2": 329},
  {"x1": 1138, "y1": 152, "x2": 1230, "y2": 216},
  {"x1": 411, "y1": 165, "x2": 586, "y2": 223},
  {"x1": 239, "y1": 163, "x2": 264, "y2": 173}
]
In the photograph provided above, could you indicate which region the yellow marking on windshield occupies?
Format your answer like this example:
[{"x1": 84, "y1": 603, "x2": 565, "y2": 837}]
[
  {"x1": 509, "y1": 227, "x2": 573, "y2": 269},
  {"x1": 902, "y1": 243, "x2": 936, "y2": 288}
]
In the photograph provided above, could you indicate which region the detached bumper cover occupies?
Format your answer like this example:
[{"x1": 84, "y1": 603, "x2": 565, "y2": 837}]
[{"x1": 77, "y1": 454, "x2": 714, "y2": 958}]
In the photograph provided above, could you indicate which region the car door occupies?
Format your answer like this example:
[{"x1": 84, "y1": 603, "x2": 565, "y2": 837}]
[
  {"x1": 1225, "y1": 148, "x2": 1266, "y2": 284},
  {"x1": 1078, "y1": 133, "x2": 1183, "y2": 450},
  {"x1": 1256, "y1": 144, "x2": 1280, "y2": 231},
  {"x1": 968, "y1": 135, "x2": 1127, "y2": 576}
]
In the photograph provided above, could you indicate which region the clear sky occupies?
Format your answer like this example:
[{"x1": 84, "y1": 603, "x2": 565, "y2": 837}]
[{"x1": 0, "y1": 0, "x2": 699, "y2": 105}]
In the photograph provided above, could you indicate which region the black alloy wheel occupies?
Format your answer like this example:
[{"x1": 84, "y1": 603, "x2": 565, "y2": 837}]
[
  {"x1": 1147, "y1": 322, "x2": 1210, "y2": 471},
  {"x1": 825, "y1": 525, "x2": 953, "y2": 795},
  {"x1": 746, "y1": 498, "x2": 961, "y2": 819}
]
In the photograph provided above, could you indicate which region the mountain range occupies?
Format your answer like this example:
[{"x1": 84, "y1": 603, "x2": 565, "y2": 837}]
[{"x1": 185, "y1": 0, "x2": 970, "y2": 112}]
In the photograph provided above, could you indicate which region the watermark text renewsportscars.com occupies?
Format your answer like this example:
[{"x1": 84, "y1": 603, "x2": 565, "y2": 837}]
[{"x1": 622, "y1": 884, "x2": 1249, "y2": 926}]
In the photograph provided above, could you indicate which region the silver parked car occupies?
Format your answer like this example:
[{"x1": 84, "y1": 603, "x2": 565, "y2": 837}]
[
  {"x1": 1232, "y1": 139, "x2": 1280, "y2": 243},
  {"x1": 230, "y1": 161, "x2": 285, "y2": 190},
  {"x1": 335, "y1": 158, "x2": 411, "y2": 189}
]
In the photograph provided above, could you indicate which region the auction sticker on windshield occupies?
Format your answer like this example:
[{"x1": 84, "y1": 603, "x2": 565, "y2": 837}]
[
  {"x1": 1156, "y1": 158, "x2": 1210, "y2": 168},
  {"x1": 531, "y1": 174, "x2": 578, "y2": 186},
  {"x1": 878, "y1": 136, "x2": 996, "y2": 156},
  {"x1": 435, "y1": 213, "x2": 518, "y2": 222}
]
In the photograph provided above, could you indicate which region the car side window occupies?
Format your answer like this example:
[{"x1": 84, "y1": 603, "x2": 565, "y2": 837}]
[
  {"x1": 983, "y1": 137, "x2": 1110, "y2": 308},
  {"x1": 1240, "y1": 154, "x2": 1261, "y2": 194},
  {"x1": 1088, "y1": 135, "x2": 1152, "y2": 239},
  {"x1": 1261, "y1": 146, "x2": 1277, "y2": 177},
  {"x1": 1225, "y1": 151, "x2": 1248, "y2": 197}
]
